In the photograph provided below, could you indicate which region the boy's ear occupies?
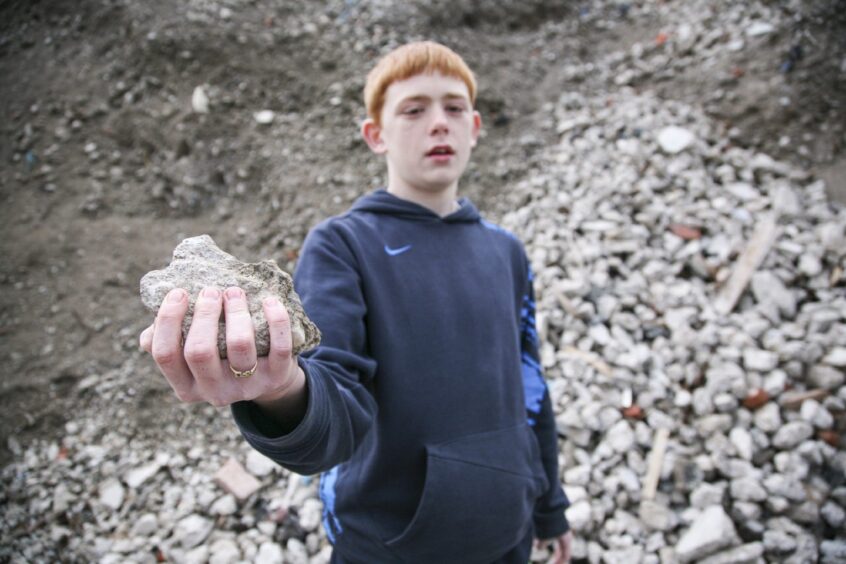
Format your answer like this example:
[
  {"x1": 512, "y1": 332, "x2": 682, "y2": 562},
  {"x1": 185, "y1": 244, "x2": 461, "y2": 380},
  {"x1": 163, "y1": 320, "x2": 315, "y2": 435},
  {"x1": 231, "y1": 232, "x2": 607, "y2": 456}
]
[
  {"x1": 470, "y1": 110, "x2": 482, "y2": 148},
  {"x1": 361, "y1": 118, "x2": 387, "y2": 154}
]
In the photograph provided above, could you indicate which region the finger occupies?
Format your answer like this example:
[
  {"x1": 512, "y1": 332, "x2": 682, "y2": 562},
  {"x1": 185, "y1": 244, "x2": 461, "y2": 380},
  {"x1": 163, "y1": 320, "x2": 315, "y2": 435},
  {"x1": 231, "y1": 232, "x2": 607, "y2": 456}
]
[
  {"x1": 184, "y1": 287, "x2": 226, "y2": 390},
  {"x1": 224, "y1": 286, "x2": 258, "y2": 374},
  {"x1": 151, "y1": 288, "x2": 196, "y2": 401},
  {"x1": 139, "y1": 323, "x2": 154, "y2": 353},
  {"x1": 264, "y1": 295, "x2": 293, "y2": 362}
]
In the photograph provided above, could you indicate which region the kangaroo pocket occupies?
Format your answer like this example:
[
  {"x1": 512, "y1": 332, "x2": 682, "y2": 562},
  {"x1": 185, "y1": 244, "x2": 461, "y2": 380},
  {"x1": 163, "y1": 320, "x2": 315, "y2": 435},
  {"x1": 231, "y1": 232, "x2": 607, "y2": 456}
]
[{"x1": 385, "y1": 423, "x2": 548, "y2": 563}]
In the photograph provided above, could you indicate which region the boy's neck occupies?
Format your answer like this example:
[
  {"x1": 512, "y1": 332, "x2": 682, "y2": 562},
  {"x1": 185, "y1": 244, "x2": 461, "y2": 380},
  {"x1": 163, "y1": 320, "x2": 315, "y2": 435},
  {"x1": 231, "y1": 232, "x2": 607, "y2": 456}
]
[{"x1": 387, "y1": 184, "x2": 460, "y2": 217}]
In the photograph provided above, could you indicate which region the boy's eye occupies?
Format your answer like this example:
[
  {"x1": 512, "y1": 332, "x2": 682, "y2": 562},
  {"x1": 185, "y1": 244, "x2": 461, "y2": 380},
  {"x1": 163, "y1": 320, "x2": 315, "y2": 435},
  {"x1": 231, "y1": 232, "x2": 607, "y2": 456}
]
[
  {"x1": 447, "y1": 105, "x2": 465, "y2": 113},
  {"x1": 403, "y1": 107, "x2": 423, "y2": 115}
]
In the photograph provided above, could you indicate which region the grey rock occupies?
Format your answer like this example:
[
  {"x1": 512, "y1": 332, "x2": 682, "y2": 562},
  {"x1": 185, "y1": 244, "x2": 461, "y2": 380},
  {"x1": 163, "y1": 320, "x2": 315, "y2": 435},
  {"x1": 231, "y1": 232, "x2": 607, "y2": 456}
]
[
  {"x1": 210, "y1": 494, "x2": 237, "y2": 516},
  {"x1": 822, "y1": 347, "x2": 846, "y2": 367},
  {"x1": 729, "y1": 427, "x2": 754, "y2": 461},
  {"x1": 124, "y1": 461, "x2": 161, "y2": 489},
  {"x1": 800, "y1": 399, "x2": 834, "y2": 429},
  {"x1": 285, "y1": 538, "x2": 309, "y2": 564},
  {"x1": 606, "y1": 420, "x2": 635, "y2": 453},
  {"x1": 255, "y1": 542, "x2": 284, "y2": 564},
  {"x1": 808, "y1": 364, "x2": 845, "y2": 390},
  {"x1": 751, "y1": 271, "x2": 796, "y2": 319},
  {"x1": 99, "y1": 478, "x2": 125, "y2": 511},
  {"x1": 675, "y1": 505, "x2": 739, "y2": 563},
  {"x1": 821, "y1": 540, "x2": 846, "y2": 563},
  {"x1": 130, "y1": 513, "x2": 158, "y2": 536},
  {"x1": 772, "y1": 421, "x2": 814, "y2": 449},
  {"x1": 698, "y1": 542, "x2": 764, "y2": 564},
  {"x1": 298, "y1": 498, "x2": 323, "y2": 533},
  {"x1": 246, "y1": 450, "x2": 277, "y2": 477},
  {"x1": 209, "y1": 538, "x2": 240, "y2": 564},
  {"x1": 639, "y1": 500, "x2": 675, "y2": 531},
  {"x1": 657, "y1": 126, "x2": 695, "y2": 154},
  {"x1": 730, "y1": 477, "x2": 767, "y2": 502},
  {"x1": 173, "y1": 514, "x2": 213, "y2": 549},
  {"x1": 753, "y1": 402, "x2": 782, "y2": 433},
  {"x1": 566, "y1": 500, "x2": 592, "y2": 532},
  {"x1": 140, "y1": 235, "x2": 321, "y2": 357},
  {"x1": 763, "y1": 473, "x2": 806, "y2": 502},
  {"x1": 690, "y1": 483, "x2": 725, "y2": 509},
  {"x1": 763, "y1": 530, "x2": 796, "y2": 554},
  {"x1": 821, "y1": 501, "x2": 845, "y2": 528},
  {"x1": 742, "y1": 348, "x2": 779, "y2": 372}
]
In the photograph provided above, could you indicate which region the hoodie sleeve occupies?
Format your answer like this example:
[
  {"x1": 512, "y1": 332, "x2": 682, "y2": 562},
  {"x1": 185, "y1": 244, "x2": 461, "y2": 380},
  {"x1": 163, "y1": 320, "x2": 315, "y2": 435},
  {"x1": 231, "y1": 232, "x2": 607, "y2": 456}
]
[
  {"x1": 230, "y1": 221, "x2": 378, "y2": 476},
  {"x1": 521, "y1": 262, "x2": 571, "y2": 539}
]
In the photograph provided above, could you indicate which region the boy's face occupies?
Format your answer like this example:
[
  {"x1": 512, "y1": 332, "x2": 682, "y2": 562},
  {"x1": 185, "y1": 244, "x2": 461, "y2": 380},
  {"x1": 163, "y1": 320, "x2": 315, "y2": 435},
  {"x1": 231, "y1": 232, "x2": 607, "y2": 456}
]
[{"x1": 362, "y1": 72, "x2": 482, "y2": 196}]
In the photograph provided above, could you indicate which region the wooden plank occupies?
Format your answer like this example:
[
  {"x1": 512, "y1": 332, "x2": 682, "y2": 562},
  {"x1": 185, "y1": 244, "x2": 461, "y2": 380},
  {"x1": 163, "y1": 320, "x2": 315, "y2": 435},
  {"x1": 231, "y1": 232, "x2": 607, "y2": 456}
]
[
  {"x1": 714, "y1": 216, "x2": 779, "y2": 315},
  {"x1": 642, "y1": 428, "x2": 671, "y2": 501}
]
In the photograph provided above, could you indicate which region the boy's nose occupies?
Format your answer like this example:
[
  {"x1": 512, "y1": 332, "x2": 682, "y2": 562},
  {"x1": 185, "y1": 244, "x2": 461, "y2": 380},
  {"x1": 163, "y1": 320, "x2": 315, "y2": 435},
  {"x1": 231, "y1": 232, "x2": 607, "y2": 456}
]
[{"x1": 429, "y1": 107, "x2": 449, "y2": 134}]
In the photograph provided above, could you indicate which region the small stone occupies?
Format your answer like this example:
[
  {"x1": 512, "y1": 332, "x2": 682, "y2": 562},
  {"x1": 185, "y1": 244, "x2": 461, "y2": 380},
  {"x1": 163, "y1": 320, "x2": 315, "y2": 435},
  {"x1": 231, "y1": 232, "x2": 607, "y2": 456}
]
[
  {"x1": 753, "y1": 402, "x2": 781, "y2": 432},
  {"x1": 246, "y1": 450, "x2": 277, "y2": 477},
  {"x1": 763, "y1": 474, "x2": 805, "y2": 502},
  {"x1": 130, "y1": 513, "x2": 158, "y2": 536},
  {"x1": 772, "y1": 421, "x2": 814, "y2": 449},
  {"x1": 822, "y1": 347, "x2": 846, "y2": 367},
  {"x1": 729, "y1": 428, "x2": 754, "y2": 461},
  {"x1": 742, "y1": 388, "x2": 769, "y2": 410},
  {"x1": 746, "y1": 21, "x2": 775, "y2": 36},
  {"x1": 285, "y1": 538, "x2": 309, "y2": 564},
  {"x1": 214, "y1": 458, "x2": 261, "y2": 501},
  {"x1": 174, "y1": 514, "x2": 213, "y2": 549},
  {"x1": 566, "y1": 500, "x2": 592, "y2": 532},
  {"x1": 255, "y1": 542, "x2": 284, "y2": 564},
  {"x1": 675, "y1": 505, "x2": 739, "y2": 563},
  {"x1": 209, "y1": 538, "x2": 240, "y2": 564},
  {"x1": 690, "y1": 483, "x2": 725, "y2": 509},
  {"x1": 657, "y1": 126, "x2": 695, "y2": 154},
  {"x1": 730, "y1": 477, "x2": 767, "y2": 502},
  {"x1": 821, "y1": 540, "x2": 846, "y2": 562},
  {"x1": 140, "y1": 235, "x2": 321, "y2": 358},
  {"x1": 800, "y1": 399, "x2": 834, "y2": 428},
  {"x1": 698, "y1": 542, "x2": 764, "y2": 564},
  {"x1": 821, "y1": 502, "x2": 845, "y2": 528},
  {"x1": 639, "y1": 500, "x2": 675, "y2": 531},
  {"x1": 192, "y1": 86, "x2": 209, "y2": 113},
  {"x1": 99, "y1": 478, "x2": 125, "y2": 511},
  {"x1": 125, "y1": 462, "x2": 161, "y2": 488},
  {"x1": 298, "y1": 498, "x2": 322, "y2": 533},
  {"x1": 751, "y1": 271, "x2": 796, "y2": 319},
  {"x1": 210, "y1": 494, "x2": 238, "y2": 516},
  {"x1": 763, "y1": 530, "x2": 796, "y2": 554},
  {"x1": 808, "y1": 365, "x2": 845, "y2": 390},
  {"x1": 606, "y1": 420, "x2": 635, "y2": 453},
  {"x1": 743, "y1": 348, "x2": 779, "y2": 371},
  {"x1": 253, "y1": 110, "x2": 275, "y2": 125}
]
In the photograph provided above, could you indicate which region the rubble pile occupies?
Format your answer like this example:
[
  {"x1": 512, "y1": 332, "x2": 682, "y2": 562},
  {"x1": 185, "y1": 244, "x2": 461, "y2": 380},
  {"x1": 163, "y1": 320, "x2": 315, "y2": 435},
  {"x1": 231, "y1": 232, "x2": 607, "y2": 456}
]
[{"x1": 501, "y1": 87, "x2": 846, "y2": 562}]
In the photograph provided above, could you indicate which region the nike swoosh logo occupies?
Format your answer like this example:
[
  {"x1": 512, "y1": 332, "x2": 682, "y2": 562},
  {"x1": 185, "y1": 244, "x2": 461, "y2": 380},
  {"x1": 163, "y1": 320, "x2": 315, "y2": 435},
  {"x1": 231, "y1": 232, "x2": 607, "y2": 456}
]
[{"x1": 384, "y1": 244, "x2": 412, "y2": 256}]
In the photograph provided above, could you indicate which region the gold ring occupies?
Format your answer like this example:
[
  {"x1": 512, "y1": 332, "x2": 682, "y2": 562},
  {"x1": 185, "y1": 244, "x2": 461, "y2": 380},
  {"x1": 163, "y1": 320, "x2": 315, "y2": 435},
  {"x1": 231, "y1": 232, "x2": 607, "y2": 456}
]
[{"x1": 229, "y1": 360, "x2": 258, "y2": 379}]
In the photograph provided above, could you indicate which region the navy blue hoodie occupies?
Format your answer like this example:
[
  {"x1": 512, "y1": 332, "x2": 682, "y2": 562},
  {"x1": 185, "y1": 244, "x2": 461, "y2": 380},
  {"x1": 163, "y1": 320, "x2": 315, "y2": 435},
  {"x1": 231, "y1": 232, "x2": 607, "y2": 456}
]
[{"x1": 232, "y1": 189, "x2": 569, "y2": 563}]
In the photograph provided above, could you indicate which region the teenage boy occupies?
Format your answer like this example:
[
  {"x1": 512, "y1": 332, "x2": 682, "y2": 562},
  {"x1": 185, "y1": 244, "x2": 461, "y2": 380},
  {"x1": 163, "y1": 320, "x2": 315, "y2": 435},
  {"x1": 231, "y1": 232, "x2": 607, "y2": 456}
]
[{"x1": 141, "y1": 41, "x2": 572, "y2": 563}]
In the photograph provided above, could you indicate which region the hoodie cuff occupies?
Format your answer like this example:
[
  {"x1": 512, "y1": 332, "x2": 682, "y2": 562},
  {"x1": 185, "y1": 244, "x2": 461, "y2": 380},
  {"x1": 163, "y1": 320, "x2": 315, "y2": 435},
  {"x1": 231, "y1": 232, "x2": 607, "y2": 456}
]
[
  {"x1": 230, "y1": 357, "x2": 329, "y2": 456},
  {"x1": 533, "y1": 510, "x2": 570, "y2": 540}
]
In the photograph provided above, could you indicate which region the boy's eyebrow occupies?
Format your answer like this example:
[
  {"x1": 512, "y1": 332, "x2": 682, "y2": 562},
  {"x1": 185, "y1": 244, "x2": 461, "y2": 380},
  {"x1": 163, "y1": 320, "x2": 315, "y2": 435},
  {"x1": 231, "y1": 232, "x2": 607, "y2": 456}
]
[{"x1": 397, "y1": 92, "x2": 469, "y2": 104}]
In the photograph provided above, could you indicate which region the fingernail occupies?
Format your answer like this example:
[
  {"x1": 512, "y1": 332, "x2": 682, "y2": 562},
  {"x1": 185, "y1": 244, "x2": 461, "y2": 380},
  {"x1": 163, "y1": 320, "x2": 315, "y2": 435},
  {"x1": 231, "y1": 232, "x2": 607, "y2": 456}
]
[
  {"x1": 263, "y1": 296, "x2": 280, "y2": 307},
  {"x1": 167, "y1": 289, "x2": 186, "y2": 303},
  {"x1": 225, "y1": 287, "x2": 243, "y2": 300},
  {"x1": 202, "y1": 287, "x2": 221, "y2": 299}
]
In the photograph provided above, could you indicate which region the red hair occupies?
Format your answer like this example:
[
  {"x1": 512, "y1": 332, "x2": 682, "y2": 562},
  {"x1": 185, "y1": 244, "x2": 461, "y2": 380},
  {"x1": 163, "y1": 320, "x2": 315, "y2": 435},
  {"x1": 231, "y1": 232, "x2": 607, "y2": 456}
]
[{"x1": 364, "y1": 41, "x2": 477, "y2": 126}]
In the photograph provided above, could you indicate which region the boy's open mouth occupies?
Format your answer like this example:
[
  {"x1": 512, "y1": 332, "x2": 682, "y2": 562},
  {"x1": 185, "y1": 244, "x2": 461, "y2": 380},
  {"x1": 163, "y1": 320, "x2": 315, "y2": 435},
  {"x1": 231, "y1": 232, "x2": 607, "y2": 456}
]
[{"x1": 425, "y1": 145, "x2": 455, "y2": 157}]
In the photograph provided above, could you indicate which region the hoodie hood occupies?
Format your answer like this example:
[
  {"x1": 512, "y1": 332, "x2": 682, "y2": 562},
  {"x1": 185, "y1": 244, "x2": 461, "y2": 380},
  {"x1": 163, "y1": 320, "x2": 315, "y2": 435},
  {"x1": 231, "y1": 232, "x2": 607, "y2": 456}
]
[{"x1": 350, "y1": 189, "x2": 481, "y2": 223}]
